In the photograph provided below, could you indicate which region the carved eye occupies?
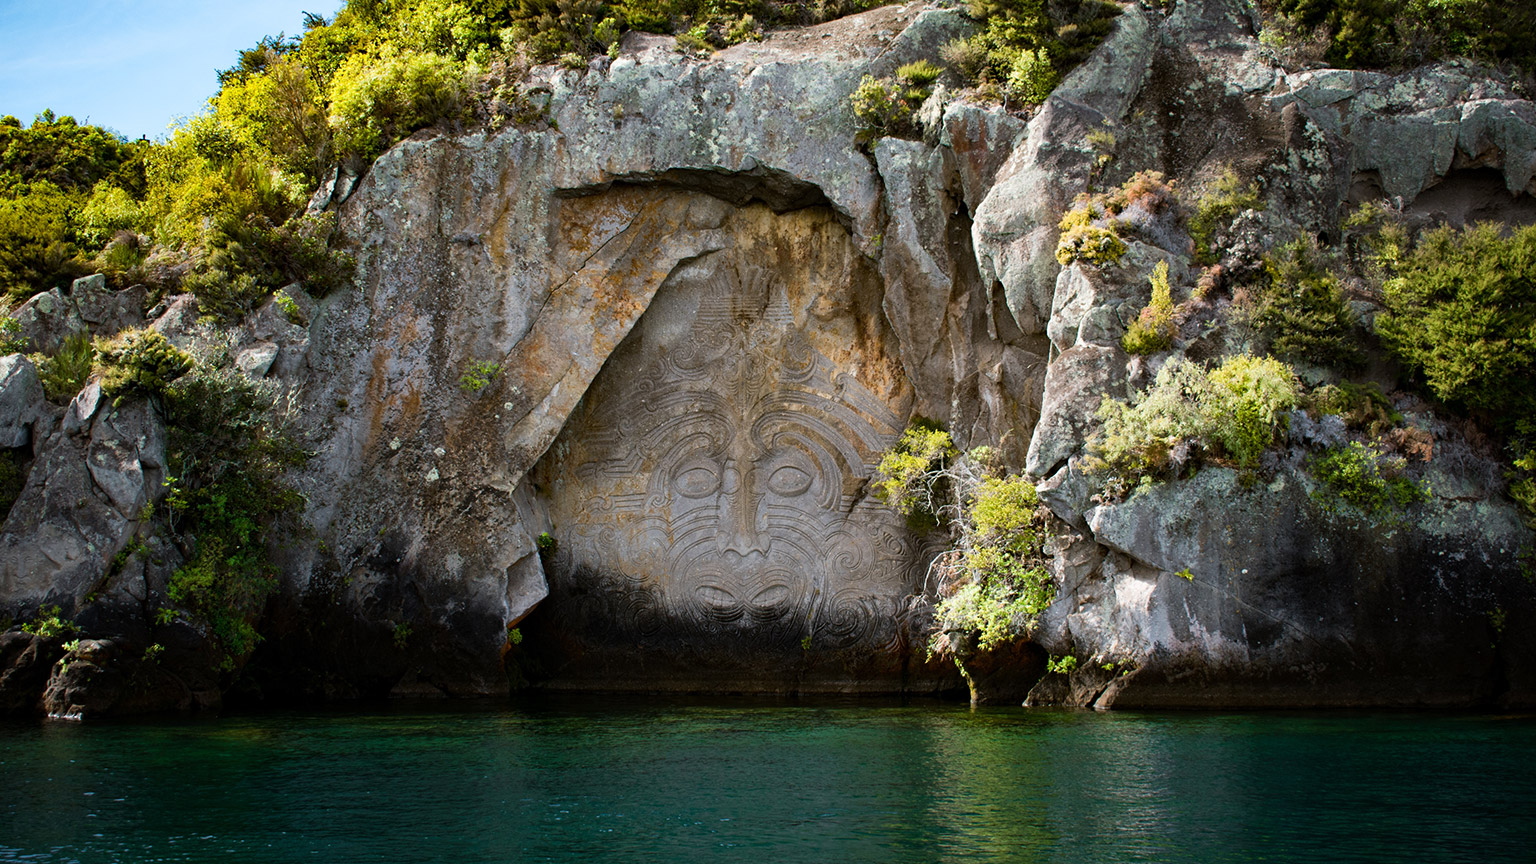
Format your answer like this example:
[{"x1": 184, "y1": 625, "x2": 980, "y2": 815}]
[
  {"x1": 766, "y1": 464, "x2": 813, "y2": 496},
  {"x1": 673, "y1": 464, "x2": 721, "y2": 498}
]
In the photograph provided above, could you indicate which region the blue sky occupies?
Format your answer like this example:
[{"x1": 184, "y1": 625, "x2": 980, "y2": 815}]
[{"x1": 0, "y1": 1, "x2": 342, "y2": 140}]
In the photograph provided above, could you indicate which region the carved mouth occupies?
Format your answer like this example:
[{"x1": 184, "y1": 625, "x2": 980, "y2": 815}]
[{"x1": 692, "y1": 578, "x2": 797, "y2": 624}]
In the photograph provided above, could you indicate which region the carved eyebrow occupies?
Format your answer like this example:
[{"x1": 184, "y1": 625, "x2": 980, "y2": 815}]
[
  {"x1": 635, "y1": 411, "x2": 732, "y2": 453},
  {"x1": 626, "y1": 388, "x2": 734, "y2": 431},
  {"x1": 752, "y1": 409, "x2": 865, "y2": 470},
  {"x1": 751, "y1": 390, "x2": 892, "y2": 456}
]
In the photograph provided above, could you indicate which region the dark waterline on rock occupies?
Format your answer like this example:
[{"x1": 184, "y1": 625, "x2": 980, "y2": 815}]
[{"x1": 1, "y1": 698, "x2": 1532, "y2": 863}]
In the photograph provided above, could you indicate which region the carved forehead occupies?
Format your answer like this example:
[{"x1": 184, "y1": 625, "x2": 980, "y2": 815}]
[{"x1": 575, "y1": 259, "x2": 900, "y2": 471}]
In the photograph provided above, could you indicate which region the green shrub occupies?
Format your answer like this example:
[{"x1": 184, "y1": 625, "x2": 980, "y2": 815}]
[
  {"x1": 273, "y1": 289, "x2": 304, "y2": 324},
  {"x1": 185, "y1": 212, "x2": 353, "y2": 323},
  {"x1": 896, "y1": 60, "x2": 943, "y2": 87},
  {"x1": 940, "y1": 0, "x2": 1118, "y2": 104},
  {"x1": 97, "y1": 329, "x2": 192, "y2": 401},
  {"x1": 1308, "y1": 380, "x2": 1399, "y2": 435},
  {"x1": 21, "y1": 604, "x2": 75, "y2": 639},
  {"x1": 0, "y1": 111, "x2": 140, "y2": 193},
  {"x1": 1004, "y1": 46, "x2": 1058, "y2": 103},
  {"x1": 1188, "y1": 168, "x2": 1263, "y2": 265},
  {"x1": 1375, "y1": 223, "x2": 1536, "y2": 434},
  {"x1": 1122, "y1": 260, "x2": 1177, "y2": 354},
  {"x1": 849, "y1": 73, "x2": 933, "y2": 141},
  {"x1": 1310, "y1": 440, "x2": 1429, "y2": 516},
  {"x1": 723, "y1": 14, "x2": 762, "y2": 43},
  {"x1": 183, "y1": 269, "x2": 268, "y2": 325},
  {"x1": 392, "y1": 622, "x2": 413, "y2": 649},
  {"x1": 167, "y1": 536, "x2": 275, "y2": 664},
  {"x1": 969, "y1": 475, "x2": 1040, "y2": 548},
  {"x1": 79, "y1": 183, "x2": 148, "y2": 247},
  {"x1": 33, "y1": 332, "x2": 96, "y2": 403},
  {"x1": 1204, "y1": 354, "x2": 1300, "y2": 467},
  {"x1": 0, "y1": 181, "x2": 86, "y2": 301},
  {"x1": 162, "y1": 342, "x2": 307, "y2": 667},
  {"x1": 459, "y1": 360, "x2": 502, "y2": 392},
  {"x1": 0, "y1": 315, "x2": 27, "y2": 355},
  {"x1": 510, "y1": 0, "x2": 612, "y2": 60},
  {"x1": 876, "y1": 435, "x2": 1053, "y2": 701},
  {"x1": 1089, "y1": 354, "x2": 1299, "y2": 487},
  {"x1": 1045, "y1": 653, "x2": 1077, "y2": 674},
  {"x1": 214, "y1": 54, "x2": 334, "y2": 186},
  {"x1": 940, "y1": 36, "x2": 992, "y2": 80},
  {"x1": 873, "y1": 422, "x2": 956, "y2": 518},
  {"x1": 1268, "y1": 0, "x2": 1536, "y2": 73},
  {"x1": 1056, "y1": 223, "x2": 1126, "y2": 266},
  {"x1": 1252, "y1": 242, "x2": 1364, "y2": 370},
  {"x1": 1090, "y1": 356, "x2": 1210, "y2": 486},
  {"x1": 536, "y1": 531, "x2": 558, "y2": 553},
  {"x1": 874, "y1": 424, "x2": 1056, "y2": 676},
  {"x1": 140, "y1": 127, "x2": 300, "y2": 250},
  {"x1": 594, "y1": 15, "x2": 623, "y2": 49},
  {"x1": 1055, "y1": 171, "x2": 1178, "y2": 266},
  {"x1": 615, "y1": 0, "x2": 673, "y2": 32},
  {"x1": 327, "y1": 47, "x2": 469, "y2": 160},
  {"x1": 98, "y1": 232, "x2": 149, "y2": 275},
  {"x1": 1512, "y1": 451, "x2": 1536, "y2": 528},
  {"x1": 932, "y1": 552, "x2": 1053, "y2": 653},
  {"x1": 673, "y1": 25, "x2": 713, "y2": 54}
]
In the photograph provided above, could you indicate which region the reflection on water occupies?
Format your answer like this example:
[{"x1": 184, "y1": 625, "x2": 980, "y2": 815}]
[{"x1": 0, "y1": 700, "x2": 1531, "y2": 863}]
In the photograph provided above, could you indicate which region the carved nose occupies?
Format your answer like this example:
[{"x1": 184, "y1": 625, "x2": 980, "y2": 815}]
[
  {"x1": 721, "y1": 523, "x2": 769, "y2": 556},
  {"x1": 719, "y1": 461, "x2": 769, "y2": 556}
]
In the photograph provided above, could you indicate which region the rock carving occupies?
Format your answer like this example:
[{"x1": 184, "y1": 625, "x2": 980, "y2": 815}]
[{"x1": 542, "y1": 255, "x2": 920, "y2": 656}]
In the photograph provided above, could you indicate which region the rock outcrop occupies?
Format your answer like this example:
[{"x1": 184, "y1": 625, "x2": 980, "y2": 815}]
[{"x1": 2, "y1": 0, "x2": 1533, "y2": 712}]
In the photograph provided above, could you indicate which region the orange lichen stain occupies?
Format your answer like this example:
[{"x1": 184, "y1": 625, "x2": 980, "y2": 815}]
[
  {"x1": 486, "y1": 209, "x2": 511, "y2": 271},
  {"x1": 362, "y1": 316, "x2": 426, "y2": 453},
  {"x1": 401, "y1": 385, "x2": 423, "y2": 421},
  {"x1": 365, "y1": 347, "x2": 393, "y2": 453}
]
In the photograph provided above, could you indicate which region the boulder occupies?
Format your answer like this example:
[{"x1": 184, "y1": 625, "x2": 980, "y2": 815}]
[
  {"x1": 12, "y1": 288, "x2": 83, "y2": 354},
  {"x1": 0, "y1": 355, "x2": 45, "y2": 448},
  {"x1": 0, "y1": 630, "x2": 64, "y2": 715},
  {"x1": 70, "y1": 274, "x2": 145, "y2": 332},
  {"x1": 149, "y1": 295, "x2": 201, "y2": 344},
  {"x1": 1025, "y1": 342, "x2": 1124, "y2": 477},
  {"x1": 42, "y1": 638, "x2": 210, "y2": 720},
  {"x1": 11, "y1": 275, "x2": 144, "y2": 354},
  {"x1": 0, "y1": 396, "x2": 167, "y2": 613}
]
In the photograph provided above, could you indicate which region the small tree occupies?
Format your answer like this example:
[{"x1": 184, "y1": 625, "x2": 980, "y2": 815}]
[
  {"x1": 875, "y1": 427, "x2": 1054, "y2": 704},
  {"x1": 1122, "y1": 260, "x2": 1177, "y2": 355}
]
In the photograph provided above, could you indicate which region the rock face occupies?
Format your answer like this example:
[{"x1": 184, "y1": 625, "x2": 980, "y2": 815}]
[
  {"x1": 41, "y1": 637, "x2": 218, "y2": 720},
  {"x1": 0, "y1": 389, "x2": 166, "y2": 611},
  {"x1": 2, "y1": 0, "x2": 1533, "y2": 711},
  {"x1": 1027, "y1": 467, "x2": 1533, "y2": 708},
  {"x1": 265, "y1": 5, "x2": 1011, "y2": 699}
]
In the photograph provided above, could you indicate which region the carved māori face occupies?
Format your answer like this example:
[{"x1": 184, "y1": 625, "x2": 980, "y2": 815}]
[{"x1": 547, "y1": 260, "x2": 915, "y2": 647}]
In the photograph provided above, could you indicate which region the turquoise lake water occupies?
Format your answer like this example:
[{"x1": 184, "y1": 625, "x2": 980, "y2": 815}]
[{"x1": 1, "y1": 699, "x2": 1531, "y2": 863}]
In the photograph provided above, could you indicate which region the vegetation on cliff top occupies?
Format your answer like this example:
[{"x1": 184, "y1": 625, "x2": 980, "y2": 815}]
[
  {"x1": 849, "y1": 0, "x2": 1120, "y2": 140},
  {"x1": 1260, "y1": 0, "x2": 1536, "y2": 77},
  {"x1": 941, "y1": 0, "x2": 1120, "y2": 106}
]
